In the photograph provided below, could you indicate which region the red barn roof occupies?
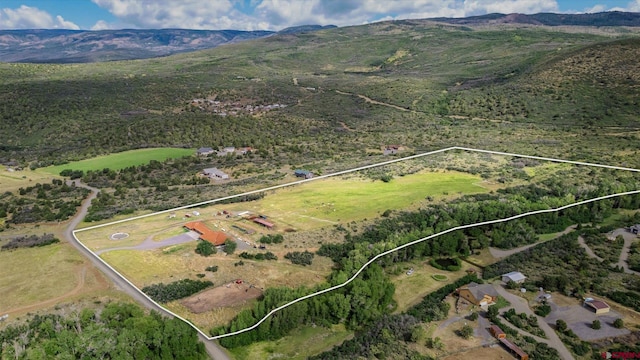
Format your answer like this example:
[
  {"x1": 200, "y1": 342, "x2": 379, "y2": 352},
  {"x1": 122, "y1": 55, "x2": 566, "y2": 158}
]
[
  {"x1": 586, "y1": 300, "x2": 610, "y2": 310},
  {"x1": 184, "y1": 221, "x2": 229, "y2": 246}
]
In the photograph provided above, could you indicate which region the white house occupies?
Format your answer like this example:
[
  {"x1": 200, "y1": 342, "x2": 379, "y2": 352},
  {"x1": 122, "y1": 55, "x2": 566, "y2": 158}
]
[{"x1": 502, "y1": 271, "x2": 526, "y2": 284}]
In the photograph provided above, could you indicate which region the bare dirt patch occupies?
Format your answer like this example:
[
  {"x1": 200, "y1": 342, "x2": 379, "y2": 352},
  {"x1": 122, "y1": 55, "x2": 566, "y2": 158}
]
[
  {"x1": 181, "y1": 282, "x2": 263, "y2": 313},
  {"x1": 442, "y1": 346, "x2": 510, "y2": 360}
]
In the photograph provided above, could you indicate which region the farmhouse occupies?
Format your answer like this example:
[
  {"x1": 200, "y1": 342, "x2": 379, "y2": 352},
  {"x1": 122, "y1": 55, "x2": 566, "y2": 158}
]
[
  {"x1": 203, "y1": 167, "x2": 230, "y2": 180},
  {"x1": 584, "y1": 299, "x2": 611, "y2": 314},
  {"x1": 502, "y1": 271, "x2": 527, "y2": 284},
  {"x1": 457, "y1": 282, "x2": 498, "y2": 306},
  {"x1": 184, "y1": 221, "x2": 229, "y2": 246},
  {"x1": 252, "y1": 218, "x2": 274, "y2": 229},
  {"x1": 294, "y1": 169, "x2": 314, "y2": 179},
  {"x1": 196, "y1": 147, "x2": 215, "y2": 156}
]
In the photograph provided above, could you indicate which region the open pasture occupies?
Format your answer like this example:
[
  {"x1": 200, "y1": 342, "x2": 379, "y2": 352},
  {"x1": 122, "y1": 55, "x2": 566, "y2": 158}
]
[
  {"x1": 223, "y1": 170, "x2": 487, "y2": 230},
  {"x1": 39, "y1": 147, "x2": 194, "y2": 175}
]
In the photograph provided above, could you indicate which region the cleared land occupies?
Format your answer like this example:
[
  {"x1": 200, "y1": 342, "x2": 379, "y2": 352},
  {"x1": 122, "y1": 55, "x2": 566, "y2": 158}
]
[
  {"x1": 40, "y1": 147, "x2": 194, "y2": 174},
  {"x1": 0, "y1": 168, "x2": 59, "y2": 193},
  {"x1": 223, "y1": 170, "x2": 487, "y2": 230},
  {"x1": 0, "y1": 242, "x2": 110, "y2": 316}
]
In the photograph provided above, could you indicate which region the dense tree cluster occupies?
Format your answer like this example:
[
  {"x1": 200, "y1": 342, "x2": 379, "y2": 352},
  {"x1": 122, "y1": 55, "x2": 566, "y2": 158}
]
[
  {"x1": 1, "y1": 233, "x2": 59, "y2": 250},
  {"x1": 0, "y1": 302, "x2": 207, "y2": 359},
  {"x1": 195, "y1": 240, "x2": 216, "y2": 256},
  {"x1": 141, "y1": 279, "x2": 213, "y2": 303},
  {"x1": 213, "y1": 263, "x2": 394, "y2": 347},
  {"x1": 258, "y1": 234, "x2": 284, "y2": 244},
  {"x1": 0, "y1": 180, "x2": 89, "y2": 224},
  {"x1": 284, "y1": 251, "x2": 314, "y2": 266},
  {"x1": 239, "y1": 251, "x2": 277, "y2": 260}
]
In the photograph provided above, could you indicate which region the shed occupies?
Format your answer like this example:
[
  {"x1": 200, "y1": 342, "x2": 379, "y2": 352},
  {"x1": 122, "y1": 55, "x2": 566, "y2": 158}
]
[
  {"x1": 502, "y1": 271, "x2": 527, "y2": 284},
  {"x1": 253, "y1": 218, "x2": 274, "y2": 229},
  {"x1": 499, "y1": 338, "x2": 528, "y2": 360},
  {"x1": 584, "y1": 299, "x2": 610, "y2": 314},
  {"x1": 489, "y1": 325, "x2": 506, "y2": 339},
  {"x1": 630, "y1": 224, "x2": 640, "y2": 235}
]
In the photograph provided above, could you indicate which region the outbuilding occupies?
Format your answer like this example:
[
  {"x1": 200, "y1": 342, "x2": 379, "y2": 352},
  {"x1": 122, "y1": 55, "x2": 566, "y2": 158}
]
[
  {"x1": 203, "y1": 167, "x2": 230, "y2": 180},
  {"x1": 502, "y1": 271, "x2": 527, "y2": 284},
  {"x1": 584, "y1": 299, "x2": 610, "y2": 314}
]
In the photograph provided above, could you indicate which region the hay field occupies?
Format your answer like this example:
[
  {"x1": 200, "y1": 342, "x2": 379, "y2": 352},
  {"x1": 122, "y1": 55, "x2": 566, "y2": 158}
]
[
  {"x1": 223, "y1": 170, "x2": 487, "y2": 230},
  {"x1": 39, "y1": 147, "x2": 194, "y2": 175}
]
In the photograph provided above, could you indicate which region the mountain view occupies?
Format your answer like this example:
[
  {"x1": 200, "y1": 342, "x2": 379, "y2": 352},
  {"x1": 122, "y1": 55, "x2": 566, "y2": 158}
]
[{"x1": 1, "y1": 2, "x2": 640, "y2": 360}]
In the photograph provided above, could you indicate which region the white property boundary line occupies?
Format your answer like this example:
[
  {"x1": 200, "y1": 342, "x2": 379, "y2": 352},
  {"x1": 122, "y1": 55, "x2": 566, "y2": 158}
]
[{"x1": 72, "y1": 147, "x2": 640, "y2": 341}]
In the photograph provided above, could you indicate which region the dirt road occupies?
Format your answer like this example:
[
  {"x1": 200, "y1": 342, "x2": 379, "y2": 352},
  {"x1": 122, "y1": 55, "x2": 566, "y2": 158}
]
[
  {"x1": 577, "y1": 236, "x2": 603, "y2": 262},
  {"x1": 490, "y1": 225, "x2": 576, "y2": 259},
  {"x1": 493, "y1": 284, "x2": 574, "y2": 360},
  {"x1": 63, "y1": 180, "x2": 231, "y2": 360}
]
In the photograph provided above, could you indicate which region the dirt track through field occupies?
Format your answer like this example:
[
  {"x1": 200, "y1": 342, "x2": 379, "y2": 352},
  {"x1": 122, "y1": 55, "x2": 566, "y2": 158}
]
[
  {"x1": 5, "y1": 265, "x2": 88, "y2": 316},
  {"x1": 335, "y1": 90, "x2": 411, "y2": 112}
]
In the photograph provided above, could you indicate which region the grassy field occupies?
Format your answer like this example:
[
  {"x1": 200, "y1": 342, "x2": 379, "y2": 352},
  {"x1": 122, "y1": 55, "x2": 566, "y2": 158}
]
[
  {"x1": 389, "y1": 260, "x2": 478, "y2": 313},
  {"x1": 0, "y1": 168, "x2": 59, "y2": 193},
  {"x1": 228, "y1": 324, "x2": 352, "y2": 360},
  {"x1": 0, "y1": 242, "x2": 110, "y2": 316},
  {"x1": 40, "y1": 148, "x2": 194, "y2": 174},
  {"x1": 224, "y1": 170, "x2": 487, "y2": 230}
]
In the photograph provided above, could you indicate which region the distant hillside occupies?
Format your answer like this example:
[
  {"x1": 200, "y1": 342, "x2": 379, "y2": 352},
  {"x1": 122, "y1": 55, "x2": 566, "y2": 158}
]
[
  {"x1": 0, "y1": 29, "x2": 274, "y2": 63},
  {"x1": 429, "y1": 11, "x2": 640, "y2": 27}
]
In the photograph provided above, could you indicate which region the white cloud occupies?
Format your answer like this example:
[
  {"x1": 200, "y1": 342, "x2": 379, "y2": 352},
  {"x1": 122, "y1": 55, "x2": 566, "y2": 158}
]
[
  {"x1": 582, "y1": 4, "x2": 607, "y2": 13},
  {"x1": 92, "y1": 0, "x2": 269, "y2": 30},
  {"x1": 462, "y1": 0, "x2": 559, "y2": 16},
  {"x1": 0, "y1": 5, "x2": 79, "y2": 29}
]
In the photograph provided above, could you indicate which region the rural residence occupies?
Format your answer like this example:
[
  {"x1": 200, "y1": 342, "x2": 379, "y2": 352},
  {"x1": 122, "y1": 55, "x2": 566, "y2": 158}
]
[
  {"x1": 197, "y1": 147, "x2": 215, "y2": 156},
  {"x1": 457, "y1": 282, "x2": 498, "y2": 306},
  {"x1": 184, "y1": 221, "x2": 229, "y2": 246},
  {"x1": 203, "y1": 167, "x2": 230, "y2": 180}
]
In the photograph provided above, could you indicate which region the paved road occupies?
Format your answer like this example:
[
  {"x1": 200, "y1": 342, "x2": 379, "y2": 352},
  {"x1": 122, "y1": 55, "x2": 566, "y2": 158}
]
[
  {"x1": 63, "y1": 180, "x2": 230, "y2": 360},
  {"x1": 493, "y1": 284, "x2": 574, "y2": 360},
  {"x1": 95, "y1": 232, "x2": 199, "y2": 255}
]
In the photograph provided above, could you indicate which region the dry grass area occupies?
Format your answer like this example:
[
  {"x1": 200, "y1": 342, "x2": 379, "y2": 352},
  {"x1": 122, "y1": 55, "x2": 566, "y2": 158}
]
[
  {"x1": 100, "y1": 245, "x2": 333, "y2": 291},
  {"x1": 0, "y1": 168, "x2": 59, "y2": 193},
  {"x1": 181, "y1": 282, "x2": 262, "y2": 312},
  {"x1": 0, "y1": 242, "x2": 111, "y2": 318},
  {"x1": 442, "y1": 346, "x2": 511, "y2": 360}
]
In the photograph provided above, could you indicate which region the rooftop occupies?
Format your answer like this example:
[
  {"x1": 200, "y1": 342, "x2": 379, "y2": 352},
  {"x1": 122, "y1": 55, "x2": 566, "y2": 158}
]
[
  {"x1": 499, "y1": 338, "x2": 528, "y2": 358},
  {"x1": 503, "y1": 271, "x2": 527, "y2": 281},
  {"x1": 585, "y1": 300, "x2": 610, "y2": 310},
  {"x1": 184, "y1": 221, "x2": 228, "y2": 246}
]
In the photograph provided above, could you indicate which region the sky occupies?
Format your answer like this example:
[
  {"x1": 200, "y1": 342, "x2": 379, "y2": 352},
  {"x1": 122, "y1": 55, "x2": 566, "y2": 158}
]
[{"x1": 0, "y1": 0, "x2": 638, "y2": 31}]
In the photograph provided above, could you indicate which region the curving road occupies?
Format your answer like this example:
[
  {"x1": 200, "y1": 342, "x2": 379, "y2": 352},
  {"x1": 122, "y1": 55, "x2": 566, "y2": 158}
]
[{"x1": 63, "y1": 180, "x2": 230, "y2": 360}]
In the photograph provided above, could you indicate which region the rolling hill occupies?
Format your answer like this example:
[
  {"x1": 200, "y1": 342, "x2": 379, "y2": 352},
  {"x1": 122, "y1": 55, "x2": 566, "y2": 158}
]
[{"x1": 0, "y1": 14, "x2": 639, "y2": 171}]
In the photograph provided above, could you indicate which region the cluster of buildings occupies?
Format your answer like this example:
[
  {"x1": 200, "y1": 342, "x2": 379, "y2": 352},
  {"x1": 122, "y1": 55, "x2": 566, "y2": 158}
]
[
  {"x1": 196, "y1": 146, "x2": 253, "y2": 157},
  {"x1": 188, "y1": 98, "x2": 286, "y2": 116}
]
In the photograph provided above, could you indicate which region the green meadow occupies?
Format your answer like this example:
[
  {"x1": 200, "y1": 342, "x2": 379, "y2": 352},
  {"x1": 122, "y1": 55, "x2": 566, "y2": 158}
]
[
  {"x1": 226, "y1": 170, "x2": 488, "y2": 230},
  {"x1": 40, "y1": 148, "x2": 194, "y2": 174}
]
